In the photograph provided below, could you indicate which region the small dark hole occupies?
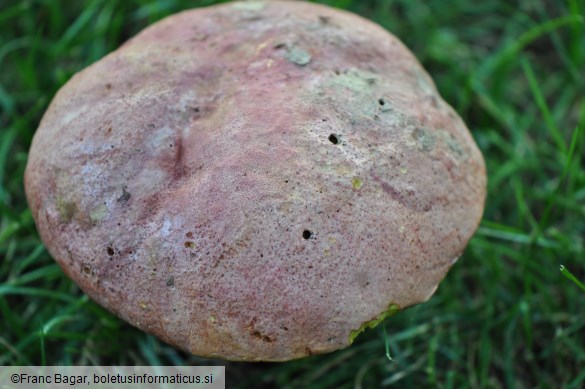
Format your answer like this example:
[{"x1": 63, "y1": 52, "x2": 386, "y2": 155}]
[
  {"x1": 302, "y1": 230, "x2": 312, "y2": 239},
  {"x1": 378, "y1": 98, "x2": 386, "y2": 106},
  {"x1": 107, "y1": 247, "x2": 114, "y2": 256},
  {"x1": 328, "y1": 134, "x2": 339, "y2": 144}
]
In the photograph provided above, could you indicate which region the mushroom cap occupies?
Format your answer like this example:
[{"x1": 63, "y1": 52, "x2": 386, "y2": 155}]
[{"x1": 25, "y1": 0, "x2": 486, "y2": 361}]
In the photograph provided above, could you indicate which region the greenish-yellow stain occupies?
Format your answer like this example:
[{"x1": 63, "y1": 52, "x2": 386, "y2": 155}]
[
  {"x1": 443, "y1": 131, "x2": 464, "y2": 157},
  {"x1": 89, "y1": 204, "x2": 108, "y2": 222},
  {"x1": 412, "y1": 128, "x2": 435, "y2": 151},
  {"x1": 285, "y1": 47, "x2": 312, "y2": 66},
  {"x1": 349, "y1": 303, "x2": 400, "y2": 344},
  {"x1": 166, "y1": 276, "x2": 174, "y2": 287},
  {"x1": 352, "y1": 177, "x2": 363, "y2": 190},
  {"x1": 232, "y1": 2, "x2": 265, "y2": 11},
  {"x1": 331, "y1": 70, "x2": 374, "y2": 92},
  {"x1": 56, "y1": 198, "x2": 77, "y2": 223},
  {"x1": 324, "y1": 69, "x2": 381, "y2": 118}
]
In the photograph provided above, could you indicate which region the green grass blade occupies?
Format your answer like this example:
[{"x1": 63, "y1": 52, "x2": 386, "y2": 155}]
[
  {"x1": 382, "y1": 323, "x2": 393, "y2": 362},
  {"x1": 560, "y1": 265, "x2": 585, "y2": 292},
  {"x1": 531, "y1": 125, "x2": 583, "y2": 243},
  {"x1": 521, "y1": 57, "x2": 566, "y2": 154},
  {"x1": 39, "y1": 323, "x2": 46, "y2": 367}
]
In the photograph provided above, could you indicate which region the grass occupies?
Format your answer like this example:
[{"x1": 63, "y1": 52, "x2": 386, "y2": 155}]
[
  {"x1": 1, "y1": 0, "x2": 584, "y2": 387},
  {"x1": 560, "y1": 265, "x2": 585, "y2": 293}
]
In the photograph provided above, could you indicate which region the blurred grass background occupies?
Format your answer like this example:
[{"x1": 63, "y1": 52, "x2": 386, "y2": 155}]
[{"x1": 1, "y1": 0, "x2": 584, "y2": 387}]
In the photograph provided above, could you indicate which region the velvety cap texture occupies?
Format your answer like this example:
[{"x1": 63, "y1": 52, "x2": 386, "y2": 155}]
[{"x1": 25, "y1": 0, "x2": 486, "y2": 361}]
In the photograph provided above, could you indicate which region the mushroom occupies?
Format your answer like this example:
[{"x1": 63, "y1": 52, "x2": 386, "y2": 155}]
[{"x1": 24, "y1": 1, "x2": 486, "y2": 361}]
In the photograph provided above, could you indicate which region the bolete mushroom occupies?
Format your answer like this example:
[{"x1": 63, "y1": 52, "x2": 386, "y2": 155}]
[{"x1": 25, "y1": 0, "x2": 486, "y2": 361}]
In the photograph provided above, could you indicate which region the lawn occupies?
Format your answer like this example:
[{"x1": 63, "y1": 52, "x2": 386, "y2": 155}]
[{"x1": 1, "y1": 0, "x2": 584, "y2": 387}]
